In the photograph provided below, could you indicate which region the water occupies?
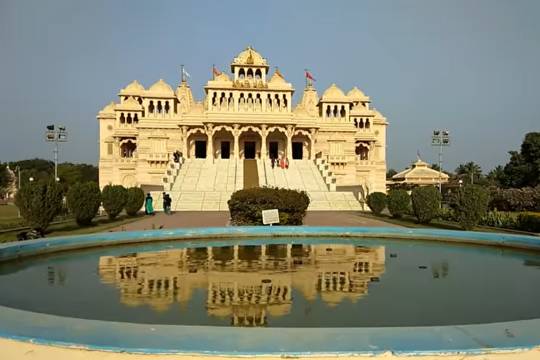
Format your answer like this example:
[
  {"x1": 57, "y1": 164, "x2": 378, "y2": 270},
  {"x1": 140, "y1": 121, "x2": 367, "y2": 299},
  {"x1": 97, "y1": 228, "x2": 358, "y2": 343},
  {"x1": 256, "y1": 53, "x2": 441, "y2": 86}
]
[{"x1": 0, "y1": 237, "x2": 539, "y2": 327}]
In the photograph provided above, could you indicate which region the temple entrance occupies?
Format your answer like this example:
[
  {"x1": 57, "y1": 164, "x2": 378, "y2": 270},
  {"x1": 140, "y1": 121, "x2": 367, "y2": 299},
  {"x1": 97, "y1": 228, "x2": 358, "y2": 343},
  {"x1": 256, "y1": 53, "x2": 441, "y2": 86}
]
[
  {"x1": 220, "y1": 141, "x2": 230, "y2": 159},
  {"x1": 269, "y1": 141, "x2": 279, "y2": 159},
  {"x1": 195, "y1": 140, "x2": 207, "y2": 158},
  {"x1": 244, "y1": 141, "x2": 256, "y2": 159},
  {"x1": 292, "y1": 142, "x2": 303, "y2": 160}
]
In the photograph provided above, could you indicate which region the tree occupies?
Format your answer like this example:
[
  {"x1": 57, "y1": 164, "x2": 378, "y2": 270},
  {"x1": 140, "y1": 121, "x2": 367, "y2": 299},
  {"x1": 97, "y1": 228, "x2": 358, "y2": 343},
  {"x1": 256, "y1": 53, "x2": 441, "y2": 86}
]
[
  {"x1": 14, "y1": 180, "x2": 64, "y2": 232},
  {"x1": 125, "y1": 187, "x2": 145, "y2": 216},
  {"x1": 387, "y1": 189, "x2": 410, "y2": 218},
  {"x1": 101, "y1": 185, "x2": 128, "y2": 220},
  {"x1": 0, "y1": 164, "x2": 10, "y2": 197},
  {"x1": 455, "y1": 162, "x2": 482, "y2": 185},
  {"x1": 66, "y1": 182, "x2": 102, "y2": 226},
  {"x1": 486, "y1": 165, "x2": 505, "y2": 187},
  {"x1": 431, "y1": 163, "x2": 441, "y2": 171},
  {"x1": 411, "y1": 186, "x2": 441, "y2": 224},
  {"x1": 450, "y1": 185, "x2": 490, "y2": 230},
  {"x1": 386, "y1": 168, "x2": 397, "y2": 179},
  {"x1": 499, "y1": 132, "x2": 540, "y2": 188}
]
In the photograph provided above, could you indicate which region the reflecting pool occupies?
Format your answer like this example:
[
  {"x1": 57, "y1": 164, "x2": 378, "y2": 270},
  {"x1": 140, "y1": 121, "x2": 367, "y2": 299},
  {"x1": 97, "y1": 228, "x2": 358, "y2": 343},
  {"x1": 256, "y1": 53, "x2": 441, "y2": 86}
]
[{"x1": 0, "y1": 237, "x2": 539, "y2": 327}]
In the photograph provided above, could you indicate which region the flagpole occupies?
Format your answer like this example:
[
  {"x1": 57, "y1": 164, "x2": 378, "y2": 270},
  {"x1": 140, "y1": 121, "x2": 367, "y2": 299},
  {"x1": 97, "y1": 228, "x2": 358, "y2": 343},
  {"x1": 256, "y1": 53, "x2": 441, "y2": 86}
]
[
  {"x1": 181, "y1": 64, "x2": 184, "y2": 82},
  {"x1": 212, "y1": 64, "x2": 215, "y2": 80}
]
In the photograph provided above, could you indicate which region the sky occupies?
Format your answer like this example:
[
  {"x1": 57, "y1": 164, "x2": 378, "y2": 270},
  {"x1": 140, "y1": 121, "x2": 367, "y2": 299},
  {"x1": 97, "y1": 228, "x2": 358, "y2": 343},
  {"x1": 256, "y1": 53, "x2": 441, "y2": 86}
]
[{"x1": 1, "y1": 0, "x2": 539, "y2": 173}]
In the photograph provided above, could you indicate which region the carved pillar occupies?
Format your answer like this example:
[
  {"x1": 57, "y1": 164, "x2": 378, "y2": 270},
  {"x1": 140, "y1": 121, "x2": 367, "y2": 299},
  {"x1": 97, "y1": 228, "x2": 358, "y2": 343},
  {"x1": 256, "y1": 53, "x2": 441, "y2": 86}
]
[
  {"x1": 309, "y1": 128, "x2": 317, "y2": 160},
  {"x1": 206, "y1": 124, "x2": 214, "y2": 161},
  {"x1": 181, "y1": 126, "x2": 188, "y2": 158},
  {"x1": 260, "y1": 124, "x2": 267, "y2": 159},
  {"x1": 286, "y1": 125, "x2": 294, "y2": 159},
  {"x1": 233, "y1": 124, "x2": 240, "y2": 160}
]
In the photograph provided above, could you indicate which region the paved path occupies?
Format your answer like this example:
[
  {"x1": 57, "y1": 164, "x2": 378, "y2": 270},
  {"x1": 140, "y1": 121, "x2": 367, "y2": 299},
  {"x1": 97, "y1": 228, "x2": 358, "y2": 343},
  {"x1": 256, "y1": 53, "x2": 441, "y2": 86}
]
[{"x1": 113, "y1": 211, "x2": 399, "y2": 231}]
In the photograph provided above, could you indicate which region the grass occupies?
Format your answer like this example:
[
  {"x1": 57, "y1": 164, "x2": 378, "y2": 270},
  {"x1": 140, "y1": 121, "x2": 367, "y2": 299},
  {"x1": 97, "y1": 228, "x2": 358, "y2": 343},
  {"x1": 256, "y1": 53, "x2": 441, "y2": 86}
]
[
  {"x1": 0, "y1": 204, "x2": 22, "y2": 226},
  {"x1": 0, "y1": 214, "x2": 143, "y2": 243}
]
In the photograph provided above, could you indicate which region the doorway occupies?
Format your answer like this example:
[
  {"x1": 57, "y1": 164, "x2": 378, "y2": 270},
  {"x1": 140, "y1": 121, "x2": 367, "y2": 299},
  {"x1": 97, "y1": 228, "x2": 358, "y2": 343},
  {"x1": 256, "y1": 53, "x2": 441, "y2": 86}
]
[
  {"x1": 244, "y1": 141, "x2": 256, "y2": 159},
  {"x1": 269, "y1": 141, "x2": 279, "y2": 159},
  {"x1": 292, "y1": 142, "x2": 303, "y2": 160},
  {"x1": 195, "y1": 140, "x2": 207, "y2": 158},
  {"x1": 221, "y1": 141, "x2": 230, "y2": 159}
]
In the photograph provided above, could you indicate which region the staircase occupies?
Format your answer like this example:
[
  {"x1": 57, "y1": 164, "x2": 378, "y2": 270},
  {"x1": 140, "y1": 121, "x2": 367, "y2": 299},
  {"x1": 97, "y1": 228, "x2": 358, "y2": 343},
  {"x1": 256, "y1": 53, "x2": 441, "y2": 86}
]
[{"x1": 154, "y1": 158, "x2": 362, "y2": 211}]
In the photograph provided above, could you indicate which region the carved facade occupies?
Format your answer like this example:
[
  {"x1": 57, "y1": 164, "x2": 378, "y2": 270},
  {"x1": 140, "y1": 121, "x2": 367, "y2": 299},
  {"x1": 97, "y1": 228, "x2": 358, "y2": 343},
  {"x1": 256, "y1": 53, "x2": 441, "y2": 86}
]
[{"x1": 97, "y1": 47, "x2": 388, "y2": 193}]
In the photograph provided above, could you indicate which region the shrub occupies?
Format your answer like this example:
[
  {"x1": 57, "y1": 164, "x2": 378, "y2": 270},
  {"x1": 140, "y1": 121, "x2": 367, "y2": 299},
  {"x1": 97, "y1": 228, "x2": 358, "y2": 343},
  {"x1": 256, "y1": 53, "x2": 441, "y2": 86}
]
[
  {"x1": 228, "y1": 187, "x2": 310, "y2": 225},
  {"x1": 516, "y1": 213, "x2": 540, "y2": 233},
  {"x1": 411, "y1": 186, "x2": 441, "y2": 224},
  {"x1": 125, "y1": 187, "x2": 145, "y2": 216},
  {"x1": 14, "y1": 179, "x2": 64, "y2": 232},
  {"x1": 450, "y1": 184, "x2": 490, "y2": 230},
  {"x1": 386, "y1": 189, "x2": 410, "y2": 218},
  {"x1": 366, "y1": 192, "x2": 387, "y2": 215},
  {"x1": 66, "y1": 182, "x2": 101, "y2": 226},
  {"x1": 101, "y1": 185, "x2": 128, "y2": 220},
  {"x1": 489, "y1": 187, "x2": 540, "y2": 212},
  {"x1": 437, "y1": 207, "x2": 455, "y2": 222},
  {"x1": 480, "y1": 210, "x2": 518, "y2": 229}
]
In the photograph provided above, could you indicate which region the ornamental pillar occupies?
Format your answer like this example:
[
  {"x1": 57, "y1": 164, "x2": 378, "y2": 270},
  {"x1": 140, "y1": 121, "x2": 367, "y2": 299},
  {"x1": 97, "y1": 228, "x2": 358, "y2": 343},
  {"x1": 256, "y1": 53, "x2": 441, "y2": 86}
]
[
  {"x1": 309, "y1": 128, "x2": 317, "y2": 160},
  {"x1": 206, "y1": 124, "x2": 214, "y2": 161},
  {"x1": 260, "y1": 124, "x2": 267, "y2": 159},
  {"x1": 233, "y1": 124, "x2": 240, "y2": 160},
  {"x1": 286, "y1": 125, "x2": 294, "y2": 159},
  {"x1": 181, "y1": 126, "x2": 188, "y2": 158}
]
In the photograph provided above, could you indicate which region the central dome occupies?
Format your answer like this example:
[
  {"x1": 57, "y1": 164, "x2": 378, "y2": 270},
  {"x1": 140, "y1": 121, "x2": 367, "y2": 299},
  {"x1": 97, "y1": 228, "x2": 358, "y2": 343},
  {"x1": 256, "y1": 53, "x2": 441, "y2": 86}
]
[{"x1": 232, "y1": 46, "x2": 268, "y2": 66}]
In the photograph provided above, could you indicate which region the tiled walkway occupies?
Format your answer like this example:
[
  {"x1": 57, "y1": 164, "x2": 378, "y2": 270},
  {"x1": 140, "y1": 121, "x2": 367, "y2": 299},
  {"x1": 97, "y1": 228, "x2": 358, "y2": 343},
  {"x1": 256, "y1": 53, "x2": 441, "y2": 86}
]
[{"x1": 113, "y1": 211, "x2": 399, "y2": 231}]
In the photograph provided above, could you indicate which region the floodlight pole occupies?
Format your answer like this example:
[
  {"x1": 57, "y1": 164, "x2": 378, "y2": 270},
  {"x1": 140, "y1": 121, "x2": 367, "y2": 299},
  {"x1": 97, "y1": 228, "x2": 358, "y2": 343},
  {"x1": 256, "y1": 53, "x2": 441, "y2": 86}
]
[
  {"x1": 45, "y1": 125, "x2": 67, "y2": 181},
  {"x1": 431, "y1": 130, "x2": 450, "y2": 194}
]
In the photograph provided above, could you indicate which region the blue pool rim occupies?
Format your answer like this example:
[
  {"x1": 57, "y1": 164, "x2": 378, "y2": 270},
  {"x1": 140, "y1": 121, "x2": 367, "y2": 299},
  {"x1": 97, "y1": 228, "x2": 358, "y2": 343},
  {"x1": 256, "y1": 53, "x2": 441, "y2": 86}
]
[{"x1": 0, "y1": 226, "x2": 539, "y2": 356}]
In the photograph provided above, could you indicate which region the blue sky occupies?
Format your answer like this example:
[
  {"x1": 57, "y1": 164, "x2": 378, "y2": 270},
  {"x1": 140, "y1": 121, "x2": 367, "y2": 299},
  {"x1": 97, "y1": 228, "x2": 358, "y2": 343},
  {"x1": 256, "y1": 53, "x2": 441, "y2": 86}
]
[{"x1": 1, "y1": 0, "x2": 539, "y2": 173}]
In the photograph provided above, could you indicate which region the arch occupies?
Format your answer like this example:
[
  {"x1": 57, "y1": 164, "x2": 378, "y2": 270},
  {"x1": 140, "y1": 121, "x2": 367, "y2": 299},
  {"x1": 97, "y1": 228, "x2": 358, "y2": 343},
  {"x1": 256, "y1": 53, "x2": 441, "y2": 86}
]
[
  {"x1": 354, "y1": 118, "x2": 358, "y2": 127},
  {"x1": 148, "y1": 101, "x2": 155, "y2": 114},
  {"x1": 126, "y1": 113, "x2": 132, "y2": 124},
  {"x1": 340, "y1": 105, "x2": 346, "y2": 118},
  {"x1": 365, "y1": 119, "x2": 370, "y2": 129},
  {"x1": 157, "y1": 101, "x2": 163, "y2": 114},
  {"x1": 120, "y1": 140, "x2": 136, "y2": 158},
  {"x1": 211, "y1": 124, "x2": 235, "y2": 135},
  {"x1": 291, "y1": 133, "x2": 311, "y2": 160},
  {"x1": 212, "y1": 127, "x2": 234, "y2": 159},
  {"x1": 255, "y1": 69, "x2": 262, "y2": 79},
  {"x1": 355, "y1": 141, "x2": 369, "y2": 160},
  {"x1": 326, "y1": 106, "x2": 331, "y2": 118},
  {"x1": 187, "y1": 127, "x2": 206, "y2": 137},
  {"x1": 134, "y1": 113, "x2": 139, "y2": 123},
  {"x1": 239, "y1": 128, "x2": 262, "y2": 159},
  {"x1": 294, "y1": 129, "x2": 311, "y2": 137},
  {"x1": 239, "y1": 68, "x2": 245, "y2": 79},
  {"x1": 247, "y1": 68, "x2": 253, "y2": 79},
  {"x1": 164, "y1": 101, "x2": 170, "y2": 114},
  {"x1": 120, "y1": 113, "x2": 126, "y2": 124},
  {"x1": 333, "y1": 105, "x2": 338, "y2": 118},
  {"x1": 239, "y1": 125, "x2": 262, "y2": 135},
  {"x1": 267, "y1": 126, "x2": 288, "y2": 136}
]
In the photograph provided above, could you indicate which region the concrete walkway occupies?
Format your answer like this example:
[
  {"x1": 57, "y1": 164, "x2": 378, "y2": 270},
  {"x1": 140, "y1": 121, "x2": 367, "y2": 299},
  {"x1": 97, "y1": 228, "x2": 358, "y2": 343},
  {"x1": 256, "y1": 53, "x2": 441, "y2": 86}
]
[{"x1": 113, "y1": 211, "x2": 399, "y2": 231}]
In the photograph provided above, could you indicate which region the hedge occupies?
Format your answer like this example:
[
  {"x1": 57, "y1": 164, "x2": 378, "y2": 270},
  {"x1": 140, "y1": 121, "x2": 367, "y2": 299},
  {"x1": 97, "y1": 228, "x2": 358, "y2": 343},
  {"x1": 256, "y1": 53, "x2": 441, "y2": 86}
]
[
  {"x1": 387, "y1": 189, "x2": 410, "y2": 218},
  {"x1": 411, "y1": 186, "x2": 441, "y2": 224},
  {"x1": 101, "y1": 185, "x2": 128, "y2": 220},
  {"x1": 66, "y1": 182, "x2": 101, "y2": 226},
  {"x1": 366, "y1": 192, "x2": 387, "y2": 215},
  {"x1": 228, "y1": 187, "x2": 310, "y2": 225},
  {"x1": 125, "y1": 187, "x2": 145, "y2": 216},
  {"x1": 451, "y1": 184, "x2": 490, "y2": 230}
]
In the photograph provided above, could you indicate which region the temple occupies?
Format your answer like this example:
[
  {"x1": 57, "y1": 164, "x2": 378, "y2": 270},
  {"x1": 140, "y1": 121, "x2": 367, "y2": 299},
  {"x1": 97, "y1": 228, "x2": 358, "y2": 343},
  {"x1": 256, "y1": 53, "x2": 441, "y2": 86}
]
[{"x1": 97, "y1": 47, "x2": 388, "y2": 210}]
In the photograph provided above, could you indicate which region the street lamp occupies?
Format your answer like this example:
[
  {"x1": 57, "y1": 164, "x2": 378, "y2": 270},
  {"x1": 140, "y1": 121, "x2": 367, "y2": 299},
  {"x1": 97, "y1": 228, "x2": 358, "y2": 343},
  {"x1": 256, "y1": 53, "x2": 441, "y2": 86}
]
[
  {"x1": 14, "y1": 166, "x2": 21, "y2": 218},
  {"x1": 431, "y1": 130, "x2": 450, "y2": 193},
  {"x1": 459, "y1": 179, "x2": 463, "y2": 188},
  {"x1": 29, "y1": 177, "x2": 34, "y2": 182},
  {"x1": 45, "y1": 125, "x2": 68, "y2": 181}
]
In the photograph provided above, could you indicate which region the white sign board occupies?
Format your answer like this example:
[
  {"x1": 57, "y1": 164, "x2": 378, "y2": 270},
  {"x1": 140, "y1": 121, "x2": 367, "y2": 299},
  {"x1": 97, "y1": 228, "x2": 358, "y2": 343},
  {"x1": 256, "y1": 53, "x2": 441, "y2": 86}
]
[{"x1": 262, "y1": 209, "x2": 280, "y2": 225}]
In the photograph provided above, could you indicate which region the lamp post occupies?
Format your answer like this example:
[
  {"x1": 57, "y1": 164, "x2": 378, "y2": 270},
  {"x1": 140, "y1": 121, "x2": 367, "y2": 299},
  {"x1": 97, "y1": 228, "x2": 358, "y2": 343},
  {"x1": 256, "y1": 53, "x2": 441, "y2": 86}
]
[
  {"x1": 14, "y1": 166, "x2": 21, "y2": 218},
  {"x1": 45, "y1": 125, "x2": 68, "y2": 181},
  {"x1": 431, "y1": 130, "x2": 450, "y2": 193}
]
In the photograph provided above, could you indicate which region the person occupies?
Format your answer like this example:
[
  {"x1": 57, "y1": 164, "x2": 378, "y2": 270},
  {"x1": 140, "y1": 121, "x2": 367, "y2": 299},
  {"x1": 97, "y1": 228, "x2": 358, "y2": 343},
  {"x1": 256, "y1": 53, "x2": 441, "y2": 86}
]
[
  {"x1": 164, "y1": 193, "x2": 172, "y2": 215},
  {"x1": 162, "y1": 192, "x2": 168, "y2": 214},
  {"x1": 285, "y1": 157, "x2": 289, "y2": 169},
  {"x1": 144, "y1": 193, "x2": 154, "y2": 215},
  {"x1": 271, "y1": 157, "x2": 275, "y2": 169}
]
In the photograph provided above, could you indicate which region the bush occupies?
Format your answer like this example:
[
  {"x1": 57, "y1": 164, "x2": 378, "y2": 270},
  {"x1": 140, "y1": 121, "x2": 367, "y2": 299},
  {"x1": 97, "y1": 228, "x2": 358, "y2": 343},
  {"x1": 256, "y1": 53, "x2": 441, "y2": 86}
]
[
  {"x1": 386, "y1": 189, "x2": 410, "y2": 218},
  {"x1": 411, "y1": 186, "x2": 441, "y2": 224},
  {"x1": 489, "y1": 186, "x2": 540, "y2": 212},
  {"x1": 66, "y1": 182, "x2": 102, "y2": 226},
  {"x1": 366, "y1": 192, "x2": 387, "y2": 215},
  {"x1": 480, "y1": 210, "x2": 518, "y2": 229},
  {"x1": 101, "y1": 185, "x2": 128, "y2": 220},
  {"x1": 14, "y1": 179, "x2": 64, "y2": 232},
  {"x1": 125, "y1": 187, "x2": 145, "y2": 216},
  {"x1": 516, "y1": 213, "x2": 540, "y2": 233},
  {"x1": 450, "y1": 184, "x2": 490, "y2": 230},
  {"x1": 228, "y1": 187, "x2": 310, "y2": 225}
]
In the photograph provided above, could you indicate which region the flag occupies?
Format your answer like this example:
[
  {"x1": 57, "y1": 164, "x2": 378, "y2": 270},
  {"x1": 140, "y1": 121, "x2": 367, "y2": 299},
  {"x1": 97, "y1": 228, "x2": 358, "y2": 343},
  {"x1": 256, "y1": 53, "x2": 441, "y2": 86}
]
[
  {"x1": 182, "y1": 67, "x2": 191, "y2": 79},
  {"x1": 213, "y1": 66, "x2": 222, "y2": 77},
  {"x1": 305, "y1": 70, "x2": 315, "y2": 81},
  {"x1": 417, "y1": 149, "x2": 421, "y2": 159}
]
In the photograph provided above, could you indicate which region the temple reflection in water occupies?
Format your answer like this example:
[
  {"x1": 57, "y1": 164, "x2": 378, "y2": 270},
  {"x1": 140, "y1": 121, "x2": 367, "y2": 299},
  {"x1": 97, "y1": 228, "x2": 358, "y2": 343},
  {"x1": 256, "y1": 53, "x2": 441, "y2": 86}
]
[{"x1": 99, "y1": 243, "x2": 385, "y2": 326}]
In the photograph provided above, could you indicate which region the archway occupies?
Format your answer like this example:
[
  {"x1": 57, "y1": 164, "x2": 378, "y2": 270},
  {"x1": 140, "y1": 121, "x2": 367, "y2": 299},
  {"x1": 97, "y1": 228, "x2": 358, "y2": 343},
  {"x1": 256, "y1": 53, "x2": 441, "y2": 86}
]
[
  {"x1": 212, "y1": 127, "x2": 234, "y2": 159},
  {"x1": 187, "y1": 129, "x2": 208, "y2": 159},
  {"x1": 292, "y1": 132, "x2": 311, "y2": 160},
  {"x1": 266, "y1": 127, "x2": 287, "y2": 160},
  {"x1": 239, "y1": 128, "x2": 261, "y2": 159}
]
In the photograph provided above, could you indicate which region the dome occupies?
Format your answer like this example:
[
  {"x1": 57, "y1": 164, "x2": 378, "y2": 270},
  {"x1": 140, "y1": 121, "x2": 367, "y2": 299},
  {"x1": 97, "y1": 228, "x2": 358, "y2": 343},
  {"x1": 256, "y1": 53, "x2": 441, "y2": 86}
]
[
  {"x1": 98, "y1": 101, "x2": 116, "y2": 115},
  {"x1": 119, "y1": 80, "x2": 145, "y2": 95},
  {"x1": 347, "y1": 86, "x2": 369, "y2": 102},
  {"x1": 232, "y1": 46, "x2": 268, "y2": 66},
  {"x1": 147, "y1": 79, "x2": 174, "y2": 97},
  {"x1": 321, "y1": 83, "x2": 348, "y2": 102},
  {"x1": 116, "y1": 96, "x2": 142, "y2": 111}
]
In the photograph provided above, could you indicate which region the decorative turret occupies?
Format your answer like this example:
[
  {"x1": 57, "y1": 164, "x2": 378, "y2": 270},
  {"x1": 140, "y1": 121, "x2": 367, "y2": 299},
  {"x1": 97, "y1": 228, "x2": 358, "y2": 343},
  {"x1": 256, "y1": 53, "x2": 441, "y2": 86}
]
[
  {"x1": 319, "y1": 84, "x2": 351, "y2": 120},
  {"x1": 231, "y1": 46, "x2": 269, "y2": 86},
  {"x1": 176, "y1": 80, "x2": 194, "y2": 114},
  {"x1": 297, "y1": 83, "x2": 319, "y2": 117}
]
